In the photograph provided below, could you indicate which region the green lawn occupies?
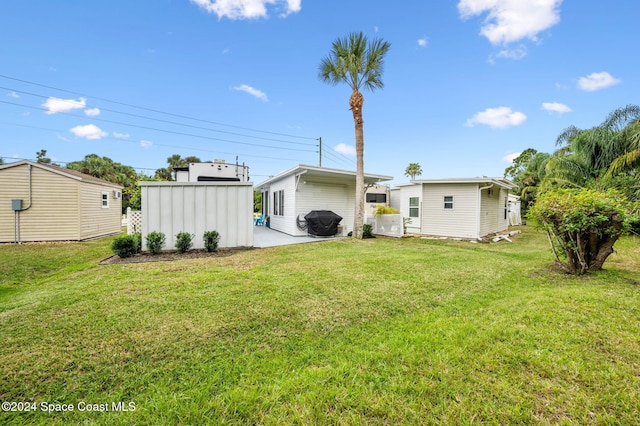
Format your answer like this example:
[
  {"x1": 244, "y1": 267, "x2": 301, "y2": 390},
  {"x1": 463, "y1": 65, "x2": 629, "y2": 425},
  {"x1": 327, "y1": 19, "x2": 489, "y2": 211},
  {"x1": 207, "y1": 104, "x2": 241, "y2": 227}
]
[{"x1": 1, "y1": 227, "x2": 639, "y2": 425}]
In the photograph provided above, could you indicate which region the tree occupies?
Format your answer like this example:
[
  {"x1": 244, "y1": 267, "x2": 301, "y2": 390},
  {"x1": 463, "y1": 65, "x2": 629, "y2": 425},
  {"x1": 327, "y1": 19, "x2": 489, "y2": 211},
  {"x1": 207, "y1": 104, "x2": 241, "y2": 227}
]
[
  {"x1": 404, "y1": 163, "x2": 423, "y2": 181},
  {"x1": 67, "y1": 154, "x2": 138, "y2": 213},
  {"x1": 530, "y1": 188, "x2": 638, "y2": 274},
  {"x1": 36, "y1": 149, "x2": 53, "y2": 164},
  {"x1": 319, "y1": 32, "x2": 391, "y2": 239},
  {"x1": 154, "y1": 154, "x2": 201, "y2": 181}
]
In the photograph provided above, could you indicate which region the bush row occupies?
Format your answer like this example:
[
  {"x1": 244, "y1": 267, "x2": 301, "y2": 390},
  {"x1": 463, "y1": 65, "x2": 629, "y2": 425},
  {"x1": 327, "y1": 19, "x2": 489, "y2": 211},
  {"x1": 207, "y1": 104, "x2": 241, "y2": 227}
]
[{"x1": 111, "y1": 230, "x2": 220, "y2": 258}]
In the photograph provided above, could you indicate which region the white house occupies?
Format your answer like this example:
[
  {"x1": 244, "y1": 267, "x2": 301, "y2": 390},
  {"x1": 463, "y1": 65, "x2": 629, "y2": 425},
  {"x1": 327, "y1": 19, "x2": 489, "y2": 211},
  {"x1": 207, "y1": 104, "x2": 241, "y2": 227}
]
[
  {"x1": 254, "y1": 165, "x2": 393, "y2": 237},
  {"x1": 391, "y1": 177, "x2": 517, "y2": 240},
  {"x1": 174, "y1": 159, "x2": 250, "y2": 182}
]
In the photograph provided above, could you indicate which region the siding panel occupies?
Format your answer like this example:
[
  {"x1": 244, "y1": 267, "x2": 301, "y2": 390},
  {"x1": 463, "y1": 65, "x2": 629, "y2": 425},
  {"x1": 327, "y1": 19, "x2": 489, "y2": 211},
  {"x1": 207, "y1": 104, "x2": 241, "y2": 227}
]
[{"x1": 422, "y1": 183, "x2": 478, "y2": 239}]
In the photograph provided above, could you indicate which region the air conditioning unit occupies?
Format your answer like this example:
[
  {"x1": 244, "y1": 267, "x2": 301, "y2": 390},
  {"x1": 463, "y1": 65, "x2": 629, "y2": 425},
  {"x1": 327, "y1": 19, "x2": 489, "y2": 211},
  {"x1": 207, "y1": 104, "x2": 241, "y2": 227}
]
[{"x1": 113, "y1": 190, "x2": 121, "y2": 199}]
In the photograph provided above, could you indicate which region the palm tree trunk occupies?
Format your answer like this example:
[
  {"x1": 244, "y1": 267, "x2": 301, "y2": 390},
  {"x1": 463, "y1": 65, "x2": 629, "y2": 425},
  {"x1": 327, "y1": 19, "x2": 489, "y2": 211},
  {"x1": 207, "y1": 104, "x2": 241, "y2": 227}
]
[{"x1": 351, "y1": 90, "x2": 365, "y2": 239}]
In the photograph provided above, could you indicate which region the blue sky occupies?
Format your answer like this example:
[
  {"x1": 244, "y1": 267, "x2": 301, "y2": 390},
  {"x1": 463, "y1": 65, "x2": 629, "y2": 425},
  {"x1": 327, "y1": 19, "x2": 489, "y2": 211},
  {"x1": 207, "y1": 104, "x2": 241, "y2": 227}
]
[{"x1": 1, "y1": 0, "x2": 637, "y2": 184}]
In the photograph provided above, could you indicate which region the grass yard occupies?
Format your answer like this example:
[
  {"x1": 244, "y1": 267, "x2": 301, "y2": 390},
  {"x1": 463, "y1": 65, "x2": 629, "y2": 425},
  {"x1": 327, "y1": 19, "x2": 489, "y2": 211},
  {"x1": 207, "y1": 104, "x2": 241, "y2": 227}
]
[{"x1": 1, "y1": 227, "x2": 639, "y2": 425}]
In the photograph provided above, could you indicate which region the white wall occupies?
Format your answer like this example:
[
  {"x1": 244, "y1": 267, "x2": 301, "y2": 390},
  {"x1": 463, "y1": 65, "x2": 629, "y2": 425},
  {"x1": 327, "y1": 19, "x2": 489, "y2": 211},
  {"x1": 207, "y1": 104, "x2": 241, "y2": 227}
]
[
  {"x1": 422, "y1": 183, "x2": 478, "y2": 239},
  {"x1": 141, "y1": 181, "x2": 253, "y2": 250},
  {"x1": 395, "y1": 185, "x2": 423, "y2": 234}
]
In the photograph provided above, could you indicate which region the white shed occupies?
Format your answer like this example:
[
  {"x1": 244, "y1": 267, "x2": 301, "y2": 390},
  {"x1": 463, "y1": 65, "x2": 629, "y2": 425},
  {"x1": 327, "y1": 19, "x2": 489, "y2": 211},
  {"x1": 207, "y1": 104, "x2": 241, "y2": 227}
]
[
  {"x1": 254, "y1": 165, "x2": 393, "y2": 237},
  {"x1": 393, "y1": 177, "x2": 517, "y2": 240},
  {"x1": 140, "y1": 181, "x2": 253, "y2": 250}
]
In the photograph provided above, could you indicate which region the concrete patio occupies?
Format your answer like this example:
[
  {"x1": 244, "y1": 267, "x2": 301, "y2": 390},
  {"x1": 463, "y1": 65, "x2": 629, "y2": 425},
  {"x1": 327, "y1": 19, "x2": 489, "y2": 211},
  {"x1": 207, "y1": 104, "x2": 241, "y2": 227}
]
[{"x1": 253, "y1": 225, "x2": 345, "y2": 248}]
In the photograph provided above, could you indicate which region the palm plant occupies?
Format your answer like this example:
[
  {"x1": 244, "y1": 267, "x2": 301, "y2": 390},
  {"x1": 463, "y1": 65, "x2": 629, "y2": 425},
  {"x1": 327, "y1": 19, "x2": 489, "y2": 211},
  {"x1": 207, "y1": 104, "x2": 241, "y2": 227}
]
[
  {"x1": 404, "y1": 163, "x2": 423, "y2": 180},
  {"x1": 319, "y1": 32, "x2": 391, "y2": 239}
]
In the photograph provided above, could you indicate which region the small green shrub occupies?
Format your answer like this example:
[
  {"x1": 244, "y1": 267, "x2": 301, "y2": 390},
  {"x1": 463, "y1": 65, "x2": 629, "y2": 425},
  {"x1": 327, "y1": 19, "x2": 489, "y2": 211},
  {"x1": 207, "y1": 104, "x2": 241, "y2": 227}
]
[
  {"x1": 373, "y1": 205, "x2": 400, "y2": 216},
  {"x1": 132, "y1": 232, "x2": 142, "y2": 253},
  {"x1": 362, "y1": 223, "x2": 373, "y2": 238},
  {"x1": 111, "y1": 235, "x2": 138, "y2": 258},
  {"x1": 203, "y1": 230, "x2": 221, "y2": 252},
  {"x1": 175, "y1": 232, "x2": 194, "y2": 254},
  {"x1": 146, "y1": 231, "x2": 165, "y2": 255}
]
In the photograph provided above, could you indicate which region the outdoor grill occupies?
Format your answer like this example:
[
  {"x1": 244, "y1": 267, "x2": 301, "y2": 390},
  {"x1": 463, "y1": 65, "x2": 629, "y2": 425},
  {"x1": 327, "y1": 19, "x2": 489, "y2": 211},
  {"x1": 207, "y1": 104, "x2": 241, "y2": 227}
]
[{"x1": 304, "y1": 210, "x2": 342, "y2": 237}]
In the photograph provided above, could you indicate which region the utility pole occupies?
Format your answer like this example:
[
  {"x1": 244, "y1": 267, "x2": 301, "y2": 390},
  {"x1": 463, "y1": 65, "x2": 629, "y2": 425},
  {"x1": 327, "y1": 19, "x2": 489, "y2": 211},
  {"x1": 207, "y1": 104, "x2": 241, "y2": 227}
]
[{"x1": 318, "y1": 137, "x2": 322, "y2": 167}]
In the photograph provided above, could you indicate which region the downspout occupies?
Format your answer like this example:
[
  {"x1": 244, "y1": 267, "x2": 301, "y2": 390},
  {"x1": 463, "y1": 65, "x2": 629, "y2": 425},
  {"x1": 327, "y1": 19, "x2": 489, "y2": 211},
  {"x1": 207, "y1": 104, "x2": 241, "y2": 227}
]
[
  {"x1": 22, "y1": 164, "x2": 33, "y2": 210},
  {"x1": 476, "y1": 183, "x2": 493, "y2": 240}
]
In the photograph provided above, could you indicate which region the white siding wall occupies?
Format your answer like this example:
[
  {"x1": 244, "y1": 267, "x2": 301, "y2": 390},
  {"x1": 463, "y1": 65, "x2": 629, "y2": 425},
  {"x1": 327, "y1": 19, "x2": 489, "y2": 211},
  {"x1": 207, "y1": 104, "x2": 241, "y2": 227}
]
[
  {"x1": 479, "y1": 187, "x2": 510, "y2": 237},
  {"x1": 396, "y1": 185, "x2": 423, "y2": 234},
  {"x1": 422, "y1": 183, "x2": 479, "y2": 239},
  {"x1": 141, "y1": 182, "x2": 253, "y2": 250},
  {"x1": 297, "y1": 180, "x2": 354, "y2": 236},
  {"x1": 267, "y1": 175, "x2": 298, "y2": 236}
]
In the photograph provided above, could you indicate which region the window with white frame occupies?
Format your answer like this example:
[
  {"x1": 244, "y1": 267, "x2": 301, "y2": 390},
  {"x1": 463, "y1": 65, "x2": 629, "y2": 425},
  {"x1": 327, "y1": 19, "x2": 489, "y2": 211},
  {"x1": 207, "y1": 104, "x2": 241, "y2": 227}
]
[
  {"x1": 409, "y1": 197, "x2": 420, "y2": 217},
  {"x1": 273, "y1": 190, "x2": 284, "y2": 216},
  {"x1": 443, "y1": 195, "x2": 454, "y2": 210},
  {"x1": 101, "y1": 192, "x2": 109, "y2": 208}
]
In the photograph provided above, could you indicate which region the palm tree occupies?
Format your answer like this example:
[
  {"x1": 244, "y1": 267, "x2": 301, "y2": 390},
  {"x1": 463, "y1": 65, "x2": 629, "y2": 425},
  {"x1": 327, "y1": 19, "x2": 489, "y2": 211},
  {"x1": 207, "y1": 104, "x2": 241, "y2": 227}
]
[
  {"x1": 404, "y1": 163, "x2": 423, "y2": 181},
  {"x1": 319, "y1": 32, "x2": 391, "y2": 239}
]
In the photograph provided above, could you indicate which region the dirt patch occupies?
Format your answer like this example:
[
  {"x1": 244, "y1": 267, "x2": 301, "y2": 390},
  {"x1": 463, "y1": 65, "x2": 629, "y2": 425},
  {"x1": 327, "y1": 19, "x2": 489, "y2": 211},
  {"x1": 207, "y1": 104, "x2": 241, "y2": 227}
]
[{"x1": 99, "y1": 248, "x2": 254, "y2": 265}]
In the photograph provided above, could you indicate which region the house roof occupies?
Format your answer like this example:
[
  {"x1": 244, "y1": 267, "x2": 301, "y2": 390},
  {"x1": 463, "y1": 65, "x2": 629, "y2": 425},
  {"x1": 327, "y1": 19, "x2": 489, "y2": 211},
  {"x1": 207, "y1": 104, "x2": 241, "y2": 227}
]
[
  {"x1": 395, "y1": 177, "x2": 517, "y2": 190},
  {"x1": 0, "y1": 160, "x2": 124, "y2": 188},
  {"x1": 254, "y1": 164, "x2": 393, "y2": 189}
]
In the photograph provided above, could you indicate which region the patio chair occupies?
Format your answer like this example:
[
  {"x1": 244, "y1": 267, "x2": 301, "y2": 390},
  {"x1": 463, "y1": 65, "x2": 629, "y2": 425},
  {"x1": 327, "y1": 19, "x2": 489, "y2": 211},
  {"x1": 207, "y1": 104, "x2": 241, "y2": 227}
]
[{"x1": 255, "y1": 214, "x2": 266, "y2": 226}]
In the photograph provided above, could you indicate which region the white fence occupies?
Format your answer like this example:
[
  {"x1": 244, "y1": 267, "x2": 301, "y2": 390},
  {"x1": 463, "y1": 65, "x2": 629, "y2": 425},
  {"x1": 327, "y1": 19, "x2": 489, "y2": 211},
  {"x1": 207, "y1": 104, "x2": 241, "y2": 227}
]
[
  {"x1": 371, "y1": 214, "x2": 404, "y2": 238},
  {"x1": 125, "y1": 207, "x2": 142, "y2": 234}
]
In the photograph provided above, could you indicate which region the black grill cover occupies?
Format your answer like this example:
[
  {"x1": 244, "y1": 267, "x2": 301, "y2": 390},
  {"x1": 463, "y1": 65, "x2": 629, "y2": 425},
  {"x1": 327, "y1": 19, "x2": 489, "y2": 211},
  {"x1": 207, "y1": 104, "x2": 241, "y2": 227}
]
[{"x1": 304, "y1": 210, "x2": 343, "y2": 236}]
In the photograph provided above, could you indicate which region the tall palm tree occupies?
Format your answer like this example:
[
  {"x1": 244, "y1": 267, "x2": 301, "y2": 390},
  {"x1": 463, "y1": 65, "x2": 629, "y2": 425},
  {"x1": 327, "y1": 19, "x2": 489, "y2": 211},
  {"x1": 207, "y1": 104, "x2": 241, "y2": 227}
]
[
  {"x1": 319, "y1": 32, "x2": 391, "y2": 239},
  {"x1": 404, "y1": 163, "x2": 423, "y2": 180}
]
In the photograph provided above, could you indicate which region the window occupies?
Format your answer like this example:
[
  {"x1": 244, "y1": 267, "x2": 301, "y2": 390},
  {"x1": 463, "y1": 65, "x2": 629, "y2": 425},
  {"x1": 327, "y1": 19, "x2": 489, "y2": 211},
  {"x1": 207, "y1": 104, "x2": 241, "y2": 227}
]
[
  {"x1": 443, "y1": 196, "x2": 454, "y2": 210},
  {"x1": 366, "y1": 193, "x2": 387, "y2": 203},
  {"x1": 273, "y1": 190, "x2": 284, "y2": 216},
  {"x1": 409, "y1": 197, "x2": 419, "y2": 218},
  {"x1": 504, "y1": 196, "x2": 508, "y2": 220},
  {"x1": 101, "y1": 192, "x2": 109, "y2": 208}
]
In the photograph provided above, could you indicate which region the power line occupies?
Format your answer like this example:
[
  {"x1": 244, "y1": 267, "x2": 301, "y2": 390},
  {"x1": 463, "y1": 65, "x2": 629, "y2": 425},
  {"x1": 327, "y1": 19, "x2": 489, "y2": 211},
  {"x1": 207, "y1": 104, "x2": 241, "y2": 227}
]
[
  {"x1": 0, "y1": 74, "x2": 319, "y2": 141},
  {"x1": 0, "y1": 121, "x2": 311, "y2": 164},
  {"x1": 1, "y1": 85, "x2": 318, "y2": 147},
  {"x1": 0, "y1": 100, "x2": 318, "y2": 153}
]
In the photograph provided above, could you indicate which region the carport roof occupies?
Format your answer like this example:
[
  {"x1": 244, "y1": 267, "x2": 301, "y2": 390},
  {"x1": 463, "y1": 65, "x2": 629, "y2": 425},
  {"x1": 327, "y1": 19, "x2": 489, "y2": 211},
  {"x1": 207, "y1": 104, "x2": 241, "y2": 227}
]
[{"x1": 254, "y1": 164, "x2": 393, "y2": 189}]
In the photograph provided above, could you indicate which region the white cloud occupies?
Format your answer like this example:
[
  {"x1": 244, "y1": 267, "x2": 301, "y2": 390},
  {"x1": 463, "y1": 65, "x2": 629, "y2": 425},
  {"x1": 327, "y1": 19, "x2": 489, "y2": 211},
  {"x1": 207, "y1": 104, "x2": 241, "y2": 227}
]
[
  {"x1": 42, "y1": 97, "x2": 86, "y2": 114},
  {"x1": 113, "y1": 132, "x2": 130, "y2": 139},
  {"x1": 140, "y1": 140, "x2": 153, "y2": 148},
  {"x1": 191, "y1": 0, "x2": 301, "y2": 20},
  {"x1": 458, "y1": 0, "x2": 562, "y2": 45},
  {"x1": 334, "y1": 143, "x2": 356, "y2": 156},
  {"x1": 7, "y1": 91, "x2": 19, "y2": 99},
  {"x1": 503, "y1": 152, "x2": 520, "y2": 163},
  {"x1": 465, "y1": 107, "x2": 527, "y2": 128},
  {"x1": 233, "y1": 84, "x2": 268, "y2": 102},
  {"x1": 577, "y1": 71, "x2": 621, "y2": 92},
  {"x1": 542, "y1": 102, "x2": 571, "y2": 114},
  {"x1": 493, "y1": 46, "x2": 527, "y2": 61},
  {"x1": 69, "y1": 124, "x2": 108, "y2": 140},
  {"x1": 84, "y1": 108, "x2": 100, "y2": 116},
  {"x1": 417, "y1": 36, "x2": 428, "y2": 48}
]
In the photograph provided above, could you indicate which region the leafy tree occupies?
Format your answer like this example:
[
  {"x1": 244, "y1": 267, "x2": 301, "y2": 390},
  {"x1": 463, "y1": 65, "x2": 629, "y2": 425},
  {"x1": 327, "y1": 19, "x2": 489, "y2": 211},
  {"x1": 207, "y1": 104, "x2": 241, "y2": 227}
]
[
  {"x1": 0, "y1": 157, "x2": 4, "y2": 165},
  {"x1": 404, "y1": 163, "x2": 423, "y2": 180},
  {"x1": 529, "y1": 188, "x2": 638, "y2": 274},
  {"x1": 546, "y1": 105, "x2": 640, "y2": 196},
  {"x1": 66, "y1": 154, "x2": 138, "y2": 213},
  {"x1": 155, "y1": 154, "x2": 201, "y2": 181},
  {"x1": 319, "y1": 32, "x2": 391, "y2": 239},
  {"x1": 36, "y1": 149, "x2": 54, "y2": 164}
]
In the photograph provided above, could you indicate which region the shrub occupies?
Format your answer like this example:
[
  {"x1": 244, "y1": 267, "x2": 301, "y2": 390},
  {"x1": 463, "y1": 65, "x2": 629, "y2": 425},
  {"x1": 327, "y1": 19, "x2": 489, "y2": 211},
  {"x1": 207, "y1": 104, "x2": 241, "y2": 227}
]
[
  {"x1": 132, "y1": 232, "x2": 142, "y2": 253},
  {"x1": 529, "y1": 188, "x2": 638, "y2": 274},
  {"x1": 111, "y1": 234, "x2": 138, "y2": 258},
  {"x1": 175, "y1": 232, "x2": 194, "y2": 254},
  {"x1": 203, "y1": 230, "x2": 221, "y2": 252},
  {"x1": 373, "y1": 205, "x2": 400, "y2": 216},
  {"x1": 145, "y1": 231, "x2": 165, "y2": 255},
  {"x1": 362, "y1": 223, "x2": 373, "y2": 238}
]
